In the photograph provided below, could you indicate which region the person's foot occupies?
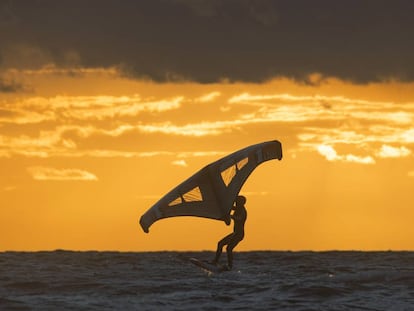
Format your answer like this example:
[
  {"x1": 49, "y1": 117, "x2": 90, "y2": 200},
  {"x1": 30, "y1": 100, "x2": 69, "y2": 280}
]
[{"x1": 222, "y1": 264, "x2": 232, "y2": 271}]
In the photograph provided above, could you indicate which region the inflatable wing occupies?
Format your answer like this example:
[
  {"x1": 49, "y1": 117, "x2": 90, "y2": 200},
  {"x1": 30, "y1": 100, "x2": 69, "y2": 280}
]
[{"x1": 139, "y1": 140, "x2": 282, "y2": 233}]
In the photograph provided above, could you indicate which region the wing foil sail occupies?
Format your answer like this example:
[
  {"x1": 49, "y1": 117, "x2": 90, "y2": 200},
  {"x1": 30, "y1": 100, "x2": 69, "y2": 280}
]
[{"x1": 140, "y1": 140, "x2": 282, "y2": 233}]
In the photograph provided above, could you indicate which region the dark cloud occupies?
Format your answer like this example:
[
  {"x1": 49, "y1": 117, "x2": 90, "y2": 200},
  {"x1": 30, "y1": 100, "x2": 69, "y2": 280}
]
[
  {"x1": 0, "y1": 78, "x2": 27, "y2": 93},
  {"x1": 1, "y1": 0, "x2": 414, "y2": 83}
]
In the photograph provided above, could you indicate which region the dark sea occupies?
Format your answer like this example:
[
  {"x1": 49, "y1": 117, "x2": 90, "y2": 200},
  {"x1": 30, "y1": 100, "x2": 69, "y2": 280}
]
[{"x1": 1, "y1": 251, "x2": 413, "y2": 310}]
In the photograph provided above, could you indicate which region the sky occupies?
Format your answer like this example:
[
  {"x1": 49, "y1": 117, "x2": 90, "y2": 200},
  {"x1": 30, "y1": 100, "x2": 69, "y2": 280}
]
[{"x1": 1, "y1": 0, "x2": 414, "y2": 251}]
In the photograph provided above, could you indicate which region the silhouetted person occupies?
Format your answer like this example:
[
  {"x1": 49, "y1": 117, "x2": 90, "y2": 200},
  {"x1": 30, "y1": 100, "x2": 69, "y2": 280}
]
[{"x1": 212, "y1": 195, "x2": 247, "y2": 270}]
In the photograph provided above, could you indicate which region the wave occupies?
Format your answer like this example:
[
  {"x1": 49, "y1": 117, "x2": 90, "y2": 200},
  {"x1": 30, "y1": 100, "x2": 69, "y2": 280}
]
[{"x1": 1, "y1": 251, "x2": 413, "y2": 310}]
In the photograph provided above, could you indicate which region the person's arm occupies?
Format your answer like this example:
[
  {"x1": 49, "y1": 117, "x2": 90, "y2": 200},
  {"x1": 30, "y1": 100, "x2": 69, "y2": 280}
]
[{"x1": 231, "y1": 210, "x2": 242, "y2": 221}]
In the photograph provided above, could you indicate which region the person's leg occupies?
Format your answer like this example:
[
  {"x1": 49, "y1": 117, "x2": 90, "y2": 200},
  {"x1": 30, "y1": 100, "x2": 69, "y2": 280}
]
[
  {"x1": 213, "y1": 234, "x2": 233, "y2": 264},
  {"x1": 226, "y1": 246, "x2": 234, "y2": 269},
  {"x1": 226, "y1": 238, "x2": 241, "y2": 269}
]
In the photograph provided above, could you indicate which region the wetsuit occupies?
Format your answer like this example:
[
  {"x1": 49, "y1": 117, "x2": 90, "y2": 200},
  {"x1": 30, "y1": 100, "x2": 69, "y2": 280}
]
[{"x1": 213, "y1": 204, "x2": 247, "y2": 269}]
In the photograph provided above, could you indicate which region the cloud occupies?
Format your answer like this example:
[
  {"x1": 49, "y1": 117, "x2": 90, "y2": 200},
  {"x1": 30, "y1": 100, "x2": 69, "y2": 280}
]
[
  {"x1": 6, "y1": 66, "x2": 118, "y2": 77},
  {"x1": 317, "y1": 145, "x2": 375, "y2": 164},
  {"x1": 136, "y1": 121, "x2": 232, "y2": 137},
  {"x1": 300, "y1": 126, "x2": 414, "y2": 147},
  {"x1": 1, "y1": 87, "x2": 413, "y2": 163},
  {"x1": 27, "y1": 166, "x2": 98, "y2": 181},
  {"x1": 0, "y1": 108, "x2": 55, "y2": 124},
  {"x1": 171, "y1": 159, "x2": 188, "y2": 167},
  {"x1": 376, "y1": 145, "x2": 411, "y2": 158},
  {"x1": 344, "y1": 154, "x2": 376, "y2": 165},
  {"x1": 2, "y1": 1, "x2": 414, "y2": 83},
  {"x1": 0, "y1": 43, "x2": 53, "y2": 70},
  {"x1": 0, "y1": 77, "x2": 27, "y2": 93},
  {"x1": 0, "y1": 126, "x2": 78, "y2": 158},
  {"x1": 1, "y1": 86, "x2": 414, "y2": 164},
  {"x1": 0, "y1": 95, "x2": 183, "y2": 125},
  {"x1": 59, "y1": 96, "x2": 183, "y2": 121},
  {"x1": 317, "y1": 145, "x2": 338, "y2": 162},
  {"x1": 195, "y1": 92, "x2": 221, "y2": 102},
  {"x1": 228, "y1": 92, "x2": 414, "y2": 128},
  {"x1": 0, "y1": 120, "x2": 232, "y2": 158},
  {"x1": 300, "y1": 126, "x2": 414, "y2": 164}
]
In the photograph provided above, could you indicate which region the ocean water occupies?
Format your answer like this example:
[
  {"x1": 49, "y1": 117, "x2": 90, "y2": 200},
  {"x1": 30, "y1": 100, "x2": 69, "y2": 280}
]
[{"x1": 1, "y1": 251, "x2": 413, "y2": 310}]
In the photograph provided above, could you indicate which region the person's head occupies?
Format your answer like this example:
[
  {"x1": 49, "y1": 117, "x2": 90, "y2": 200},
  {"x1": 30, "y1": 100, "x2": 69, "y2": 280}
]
[{"x1": 235, "y1": 195, "x2": 246, "y2": 207}]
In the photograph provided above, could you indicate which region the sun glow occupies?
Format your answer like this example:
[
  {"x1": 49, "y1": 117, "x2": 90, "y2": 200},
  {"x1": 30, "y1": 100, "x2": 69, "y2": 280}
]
[{"x1": 1, "y1": 68, "x2": 414, "y2": 251}]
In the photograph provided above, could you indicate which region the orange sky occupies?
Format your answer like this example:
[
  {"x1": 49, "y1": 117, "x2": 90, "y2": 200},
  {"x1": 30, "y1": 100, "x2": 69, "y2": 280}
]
[{"x1": 1, "y1": 67, "x2": 414, "y2": 251}]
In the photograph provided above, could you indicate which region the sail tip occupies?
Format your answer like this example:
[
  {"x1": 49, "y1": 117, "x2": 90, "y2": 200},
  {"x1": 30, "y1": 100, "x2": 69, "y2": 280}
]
[{"x1": 139, "y1": 216, "x2": 150, "y2": 233}]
